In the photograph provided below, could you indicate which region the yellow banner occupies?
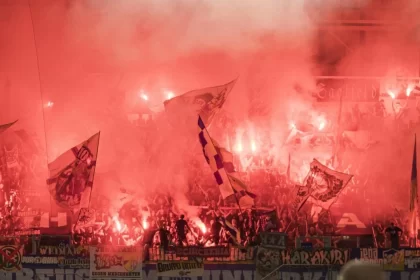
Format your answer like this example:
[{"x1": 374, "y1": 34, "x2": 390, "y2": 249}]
[
  {"x1": 383, "y1": 249, "x2": 405, "y2": 271},
  {"x1": 90, "y1": 246, "x2": 142, "y2": 279},
  {"x1": 157, "y1": 261, "x2": 204, "y2": 277}
]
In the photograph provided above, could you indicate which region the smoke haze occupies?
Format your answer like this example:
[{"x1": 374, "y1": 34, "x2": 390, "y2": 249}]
[{"x1": 0, "y1": 0, "x2": 419, "y2": 218}]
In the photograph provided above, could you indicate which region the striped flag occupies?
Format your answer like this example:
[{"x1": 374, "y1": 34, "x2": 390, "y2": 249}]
[
  {"x1": 228, "y1": 173, "x2": 257, "y2": 208},
  {"x1": 198, "y1": 116, "x2": 255, "y2": 208},
  {"x1": 0, "y1": 120, "x2": 17, "y2": 135},
  {"x1": 212, "y1": 138, "x2": 235, "y2": 173},
  {"x1": 46, "y1": 132, "x2": 100, "y2": 210},
  {"x1": 165, "y1": 79, "x2": 237, "y2": 126}
]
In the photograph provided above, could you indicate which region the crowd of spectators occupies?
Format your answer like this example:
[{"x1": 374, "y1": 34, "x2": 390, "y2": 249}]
[
  {"x1": 0, "y1": 163, "x2": 413, "y2": 252},
  {"x1": 0, "y1": 97, "x2": 416, "y2": 250}
]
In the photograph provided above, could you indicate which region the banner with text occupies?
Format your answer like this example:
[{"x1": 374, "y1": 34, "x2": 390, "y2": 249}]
[
  {"x1": 89, "y1": 246, "x2": 142, "y2": 279},
  {"x1": 256, "y1": 247, "x2": 350, "y2": 279},
  {"x1": 3, "y1": 263, "x2": 420, "y2": 280},
  {"x1": 314, "y1": 78, "x2": 380, "y2": 102},
  {"x1": 156, "y1": 261, "x2": 204, "y2": 277}
]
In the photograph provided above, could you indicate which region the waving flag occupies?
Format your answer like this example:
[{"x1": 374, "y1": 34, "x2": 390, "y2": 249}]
[
  {"x1": 198, "y1": 116, "x2": 255, "y2": 208},
  {"x1": 294, "y1": 159, "x2": 353, "y2": 212},
  {"x1": 46, "y1": 132, "x2": 100, "y2": 210},
  {"x1": 165, "y1": 79, "x2": 236, "y2": 125},
  {"x1": 0, "y1": 120, "x2": 17, "y2": 135},
  {"x1": 228, "y1": 173, "x2": 257, "y2": 208}
]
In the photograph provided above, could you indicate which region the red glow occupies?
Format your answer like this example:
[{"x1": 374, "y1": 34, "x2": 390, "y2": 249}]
[
  {"x1": 290, "y1": 122, "x2": 296, "y2": 130},
  {"x1": 235, "y1": 142, "x2": 243, "y2": 153},
  {"x1": 142, "y1": 219, "x2": 149, "y2": 229},
  {"x1": 251, "y1": 140, "x2": 257, "y2": 152},
  {"x1": 387, "y1": 90, "x2": 396, "y2": 99},
  {"x1": 114, "y1": 216, "x2": 122, "y2": 232},
  {"x1": 406, "y1": 86, "x2": 413, "y2": 97},
  {"x1": 140, "y1": 91, "x2": 149, "y2": 101},
  {"x1": 166, "y1": 91, "x2": 175, "y2": 100},
  {"x1": 195, "y1": 220, "x2": 206, "y2": 233}
]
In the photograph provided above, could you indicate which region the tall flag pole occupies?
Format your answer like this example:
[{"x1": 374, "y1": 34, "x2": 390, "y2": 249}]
[
  {"x1": 198, "y1": 116, "x2": 256, "y2": 209},
  {"x1": 333, "y1": 92, "x2": 343, "y2": 167},
  {"x1": 46, "y1": 132, "x2": 100, "y2": 212},
  {"x1": 410, "y1": 134, "x2": 418, "y2": 245}
]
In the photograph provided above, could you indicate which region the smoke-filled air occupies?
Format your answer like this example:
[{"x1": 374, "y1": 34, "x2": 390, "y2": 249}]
[{"x1": 0, "y1": 0, "x2": 420, "y2": 242}]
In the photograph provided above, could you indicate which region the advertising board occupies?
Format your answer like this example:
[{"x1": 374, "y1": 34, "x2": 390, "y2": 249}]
[{"x1": 3, "y1": 248, "x2": 420, "y2": 280}]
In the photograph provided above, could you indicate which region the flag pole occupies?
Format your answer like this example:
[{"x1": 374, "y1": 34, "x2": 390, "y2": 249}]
[
  {"x1": 88, "y1": 131, "x2": 101, "y2": 208},
  {"x1": 333, "y1": 92, "x2": 343, "y2": 167},
  {"x1": 28, "y1": 0, "x2": 54, "y2": 217}
]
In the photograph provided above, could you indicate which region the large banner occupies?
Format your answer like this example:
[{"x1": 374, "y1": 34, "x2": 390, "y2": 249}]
[
  {"x1": 156, "y1": 261, "x2": 204, "y2": 277},
  {"x1": 23, "y1": 242, "x2": 89, "y2": 269},
  {"x1": 314, "y1": 78, "x2": 380, "y2": 102},
  {"x1": 89, "y1": 246, "x2": 142, "y2": 279},
  {"x1": 3, "y1": 263, "x2": 420, "y2": 280}
]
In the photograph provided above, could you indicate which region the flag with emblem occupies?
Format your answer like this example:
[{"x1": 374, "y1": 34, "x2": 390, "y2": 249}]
[
  {"x1": 165, "y1": 79, "x2": 237, "y2": 125},
  {"x1": 75, "y1": 207, "x2": 97, "y2": 229},
  {"x1": 198, "y1": 116, "x2": 255, "y2": 208},
  {"x1": 46, "y1": 132, "x2": 100, "y2": 210},
  {"x1": 294, "y1": 159, "x2": 353, "y2": 212},
  {"x1": 0, "y1": 120, "x2": 17, "y2": 135}
]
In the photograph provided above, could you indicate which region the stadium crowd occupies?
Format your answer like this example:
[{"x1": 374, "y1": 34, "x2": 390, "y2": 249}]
[
  {"x1": 0, "y1": 98, "x2": 414, "y2": 250},
  {"x1": 0, "y1": 168, "x2": 411, "y2": 252}
]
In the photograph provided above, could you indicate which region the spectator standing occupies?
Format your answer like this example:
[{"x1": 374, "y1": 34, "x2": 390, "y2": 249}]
[
  {"x1": 385, "y1": 222, "x2": 403, "y2": 249},
  {"x1": 175, "y1": 215, "x2": 191, "y2": 246}
]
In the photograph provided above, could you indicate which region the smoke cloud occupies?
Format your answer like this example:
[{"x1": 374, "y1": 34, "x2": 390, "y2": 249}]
[{"x1": 0, "y1": 0, "x2": 419, "y2": 219}]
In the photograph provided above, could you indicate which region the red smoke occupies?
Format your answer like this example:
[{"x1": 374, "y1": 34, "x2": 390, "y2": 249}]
[{"x1": 0, "y1": 0, "x2": 419, "y2": 220}]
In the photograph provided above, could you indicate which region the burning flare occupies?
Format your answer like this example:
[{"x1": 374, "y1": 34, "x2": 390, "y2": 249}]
[
  {"x1": 142, "y1": 218, "x2": 149, "y2": 230},
  {"x1": 114, "y1": 216, "x2": 122, "y2": 232},
  {"x1": 406, "y1": 86, "x2": 413, "y2": 97},
  {"x1": 166, "y1": 91, "x2": 175, "y2": 100},
  {"x1": 251, "y1": 141, "x2": 257, "y2": 152},
  {"x1": 318, "y1": 121, "x2": 325, "y2": 131},
  {"x1": 387, "y1": 90, "x2": 396, "y2": 99}
]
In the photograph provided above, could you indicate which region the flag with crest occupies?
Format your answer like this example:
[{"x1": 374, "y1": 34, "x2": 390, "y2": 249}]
[
  {"x1": 198, "y1": 116, "x2": 255, "y2": 208},
  {"x1": 165, "y1": 79, "x2": 236, "y2": 125},
  {"x1": 46, "y1": 132, "x2": 100, "y2": 210},
  {"x1": 75, "y1": 207, "x2": 97, "y2": 229},
  {"x1": 294, "y1": 159, "x2": 353, "y2": 211}
]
